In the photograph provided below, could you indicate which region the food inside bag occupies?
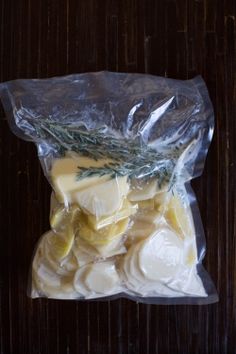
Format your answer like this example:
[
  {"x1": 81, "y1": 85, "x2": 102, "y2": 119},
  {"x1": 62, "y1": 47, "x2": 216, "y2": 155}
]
[{"x1": 0, "y1": 71, "x2": 218, "y2": 304}]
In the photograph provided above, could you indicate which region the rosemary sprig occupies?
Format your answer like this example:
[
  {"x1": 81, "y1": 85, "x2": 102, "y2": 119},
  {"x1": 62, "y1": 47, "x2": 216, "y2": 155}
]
[{"x1": 31, "y1": 119, "x2": 186, "y2": 186}]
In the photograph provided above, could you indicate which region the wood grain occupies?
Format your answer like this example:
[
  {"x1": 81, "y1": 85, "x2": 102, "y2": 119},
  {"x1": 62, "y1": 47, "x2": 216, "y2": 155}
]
[{"x1": 0, "y1": 1, "x2": 235, "y2": 353}]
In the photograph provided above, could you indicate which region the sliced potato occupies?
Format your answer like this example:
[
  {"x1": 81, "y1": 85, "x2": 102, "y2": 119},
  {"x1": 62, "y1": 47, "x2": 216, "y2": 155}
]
[
  {"x1": 32, "y1": 238, "x2": 80, "y2": 299},
  {"x1": 138, "y1": 228, "x2": 184, "y2": 281},
  {"x1": 137, "y1": 198, "x2": 155, "y2": 210},
  {"x1": 75, "y1": 176, "x2": 129, "y2": 217},
  {"x1": 165, "y1": 193, "x2": 193, "y2": 239},
  {"x1": 50, "y1": 204, "x2": 80, "y2": 231},
  {"x1": 78, "y1": 217, "x2": 129, "y2": 246},
  {"x1": 128, "y1": 179, "x2": 157, "y2": 201},
  {"x1": 86, "y1": 199, "x2": 137, "y2": 230},
  {"x1": 95, "y1": 235, "x2": 126, "y2": 257},
  {"x1": 84, "y1": 262, "x2": 120, "y2": 294},
  {"x1": 47, "y1": 225, "x2": 75, "y2": 260},
  {"x1": 154, "y1": 191, "x2": 168, "y2": 211},
  {"x1": 50, "y1": 205, "x2": 65, "y2": 230},
  {"x1": 73, "y1": 266, "x2": 91, "y2": 296},
  {"x1": 51, "y1": 155, "x2": 112, "y2": 203},
  {"x1": 135, "y1": 209, "x2": 161, "y2": 225},
  {"x1": 73, "y1": 239, "x2": 95, "y2": 267},
  {"x1": 125, "y1": 220, "x2": 156, "y2": 247}
]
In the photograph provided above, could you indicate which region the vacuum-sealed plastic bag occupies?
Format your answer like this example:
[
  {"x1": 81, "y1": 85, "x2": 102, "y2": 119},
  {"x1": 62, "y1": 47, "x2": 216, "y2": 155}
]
[{"x1": 0, "y1": 71, "x2": 218, "y2": 304}]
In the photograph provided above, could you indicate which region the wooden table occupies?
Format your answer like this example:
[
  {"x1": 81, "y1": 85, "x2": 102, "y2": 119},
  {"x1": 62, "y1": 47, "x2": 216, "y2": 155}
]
[{"x1": 0, "y1": 1, "x2": 235, "y2": 353}]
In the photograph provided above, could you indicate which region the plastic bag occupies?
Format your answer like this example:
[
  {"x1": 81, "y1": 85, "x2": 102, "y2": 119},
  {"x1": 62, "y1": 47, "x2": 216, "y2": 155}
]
[{"x1": 0, "y1": 71, "x2": 218, "y2": 304}]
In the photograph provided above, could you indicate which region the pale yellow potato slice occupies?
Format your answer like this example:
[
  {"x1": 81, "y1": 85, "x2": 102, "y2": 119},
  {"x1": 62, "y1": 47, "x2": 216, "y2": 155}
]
[
  {"x1": 84, "y1": 262, "x2": 120, "y2": 294},
  {"x1": 125, "y1": 220, "x2": 156, "y2": 247},
  {"x1": 73, "y1": 238, "x2": 95, "y2": 267},
  {"x1": 121, "y1": 244, "x2": 170, "y2": 296},
  {"x1": 43, "y1": 235, "x2": 77, "y2": 275},
  {"x1": 165, "y1": 193, "x2": 194, "y2": 239},
  {"x1": 33, "y1": 275, "x2": 80, "y2": 299},
  {"x1": 137, "y1": 198, "x2": 155, "y2": 210},
  {"x1": 50, "y1": 204, "x2": 80, "y2": 232},
  {"x1": 50, "y1": 205, "x2": 65, "y2": 230},
  {"x1": 167, "y1": 266, "x2": 207, "y2": 297},
  {"x1": 74, "y1": 236, "x2": 101, "y2": 258},
  {"x1": 123, "y1": 244, "x2": 146, "y2": 284},
  {"x1": 47, "y1": 225, "x2": 75, "y2": 261},
  {"x1": 75, "y1": 176, "x2": 129, "y2": 217},
  {"x1": 121, "y1": 237, "x2": 200, "y2": 297},
  {"x1": 154, "y1": 191, "x2": 168, "y2": 211},
  {"x1": 48, "y1": 204, "x2": 81, "y2": 261},
  {"x1": 33, "y1": 257, "x2": 61, "y2": 288},
  {"x1": 128, "y1": 179, "x2": 157, "y2": 201},
  {"x1": 73, "y1": 266, "x2": 91, "y2": 296},
  {"x1": 74, "y1": 233, "x2": 125, "y2": 259},
  {"x1": 86, "y1": 199, "x2": 137, "y2": 230},
  {"x1": 185, "y1": 244, "x2": 198, "y2": 266},
  {"x1": 51, "y1": 155, "x2": 113, "y2": 203},
  {"x1": 32, "y1": 239, "x2": 80, "y2": 298},
  {"x1": 78, "y1": 217, "x2": 129, "y2": 247},
  {"x1": 135, "y1": 209, "x2": 162, "y2": 225},
  {"x1": 95, "y1": 235, "x2": 126, "y2": 257},
  {"x1": 138, "y1": 228, "x2": 184, "y2": 282}
]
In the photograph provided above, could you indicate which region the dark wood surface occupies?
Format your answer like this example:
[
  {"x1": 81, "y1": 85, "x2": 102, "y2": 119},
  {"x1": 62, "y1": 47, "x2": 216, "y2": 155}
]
[{"x1": 0, "y1": 1, "x2": 235, "y2": 353}]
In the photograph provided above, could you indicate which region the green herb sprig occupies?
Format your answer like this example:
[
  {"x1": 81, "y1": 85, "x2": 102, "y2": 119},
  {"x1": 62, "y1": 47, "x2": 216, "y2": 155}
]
[{"x1": 32, "y1": 119, "x2": 186, "y2": 186}]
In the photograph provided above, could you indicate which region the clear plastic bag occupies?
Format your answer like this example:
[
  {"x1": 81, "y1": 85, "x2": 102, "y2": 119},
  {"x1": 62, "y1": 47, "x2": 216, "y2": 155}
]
[{"x1": 0, "y1": 71, "x2": 218, "y2": 304}]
